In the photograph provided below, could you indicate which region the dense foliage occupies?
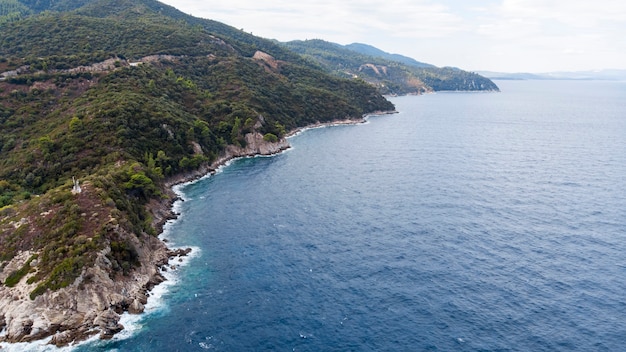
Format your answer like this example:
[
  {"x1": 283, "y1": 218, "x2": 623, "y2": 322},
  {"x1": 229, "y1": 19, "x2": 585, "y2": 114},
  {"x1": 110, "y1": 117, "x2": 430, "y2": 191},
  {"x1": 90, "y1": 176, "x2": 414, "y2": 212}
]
[
  {"x1": 283, "y1": 39, "x2": 500, "y2": 95},
  {"x1": 344, "y1": 43, "x2": 434, "y2": 68},
  {"x1": 0, "y1": 0, "x2": 394, "y2": 297}
]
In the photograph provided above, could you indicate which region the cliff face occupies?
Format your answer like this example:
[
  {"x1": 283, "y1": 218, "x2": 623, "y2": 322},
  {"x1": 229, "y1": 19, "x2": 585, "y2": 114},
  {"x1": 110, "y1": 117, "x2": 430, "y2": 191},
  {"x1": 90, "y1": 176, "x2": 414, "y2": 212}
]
[
  {"x1": 0, "y1": 230, "x2": 168, "y2": 345},
  {"x1": 0, "y1": 133, "x2": 291, "y2": 346}
]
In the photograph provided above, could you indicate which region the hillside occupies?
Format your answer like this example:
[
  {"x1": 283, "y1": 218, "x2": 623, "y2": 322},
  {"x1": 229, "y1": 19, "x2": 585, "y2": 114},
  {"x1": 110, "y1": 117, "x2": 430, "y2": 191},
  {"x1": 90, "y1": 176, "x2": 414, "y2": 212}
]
[
  {"x1": 283, "y1": 39, "x2": 500, "y2": 95},
  {"x1": 344, "y1": 43, "x2": 434, "y2": 68},
  {"x1": 0, "y1": 0, "x2": 394, "y2": 345}
]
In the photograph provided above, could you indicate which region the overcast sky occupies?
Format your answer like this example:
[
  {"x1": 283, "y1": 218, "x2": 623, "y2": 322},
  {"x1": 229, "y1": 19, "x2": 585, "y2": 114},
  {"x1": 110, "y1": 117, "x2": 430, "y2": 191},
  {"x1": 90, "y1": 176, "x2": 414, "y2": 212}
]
[{"x1": 160, "y1": 0, "x2": 626, "y2": 73}]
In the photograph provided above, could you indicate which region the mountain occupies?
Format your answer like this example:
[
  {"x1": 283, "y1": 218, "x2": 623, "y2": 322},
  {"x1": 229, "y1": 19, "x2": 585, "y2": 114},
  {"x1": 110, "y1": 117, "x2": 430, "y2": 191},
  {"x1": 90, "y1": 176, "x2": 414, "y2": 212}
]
[
  {"x1": 478, "y1": 69, "x2": 626, "y2": 81},
  {"x1": 283, "y1": 39, "x2": 499, "y2": 95},
  {"x1": 0, "y1": 0, "x2": 394, "y2": 345},
  {"x1": 344, "y1": 43, "x2": 434, "y2": 68}
]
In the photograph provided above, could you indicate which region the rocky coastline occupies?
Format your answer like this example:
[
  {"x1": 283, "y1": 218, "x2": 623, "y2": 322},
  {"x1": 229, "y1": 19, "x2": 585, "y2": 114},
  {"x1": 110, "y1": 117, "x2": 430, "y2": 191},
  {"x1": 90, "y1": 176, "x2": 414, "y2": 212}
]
[
  {"x1": 0, "y1": 116, "x2": 391, "y2": 348},
  {"x1": 0, "y1": 131, "x2": 290, "y2": 348}
]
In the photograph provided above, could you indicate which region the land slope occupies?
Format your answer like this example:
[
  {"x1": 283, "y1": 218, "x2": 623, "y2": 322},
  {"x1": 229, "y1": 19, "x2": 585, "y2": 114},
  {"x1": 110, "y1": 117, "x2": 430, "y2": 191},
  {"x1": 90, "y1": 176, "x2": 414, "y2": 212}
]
[
  {"x1": 283, "y1": 39, "x2": 500, "y2": 95},
  {"x1": 0, "y1": 0, "x2": 394, "y2": 345}
]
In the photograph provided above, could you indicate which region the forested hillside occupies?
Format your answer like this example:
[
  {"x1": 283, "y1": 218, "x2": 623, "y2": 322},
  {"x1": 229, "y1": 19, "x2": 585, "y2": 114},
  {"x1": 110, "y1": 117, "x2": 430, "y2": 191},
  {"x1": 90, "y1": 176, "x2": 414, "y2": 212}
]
[
  {"x1": 0, "y1": 0, "x2": 394, "y2": 344},
  {"x1": 284, "y1": 39, "x2": 500, "y2": 95}
]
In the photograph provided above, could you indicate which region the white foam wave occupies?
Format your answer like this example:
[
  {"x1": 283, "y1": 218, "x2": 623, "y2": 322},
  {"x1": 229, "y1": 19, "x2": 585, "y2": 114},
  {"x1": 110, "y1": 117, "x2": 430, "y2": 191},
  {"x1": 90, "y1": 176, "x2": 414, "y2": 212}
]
[
  {"x1": 0, "y1": 246, "x2": 201, "y2": 351},
  {"x1": 0, "y1": 339, "x2": 59, "y2": 352},
  {"x1": 82, "y1": 245, "x2": 202, "y2": 349},
  {"x1": 0, "y1": 332, "x2": 101, "y2": 352},
  {"x1": 287, "y1": 119, "x2": 369, "y2": 140}
]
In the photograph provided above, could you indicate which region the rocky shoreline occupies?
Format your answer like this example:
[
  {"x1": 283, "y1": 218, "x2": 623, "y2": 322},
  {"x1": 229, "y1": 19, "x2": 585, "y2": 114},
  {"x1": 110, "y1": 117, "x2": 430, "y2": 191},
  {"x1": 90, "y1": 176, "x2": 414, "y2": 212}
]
[
  {"x1": 0, "y1": 131, "x2": 290, "y2": 348},
  {"x1": 0, "y1": 116, "x2": 392, "y2": 348}
]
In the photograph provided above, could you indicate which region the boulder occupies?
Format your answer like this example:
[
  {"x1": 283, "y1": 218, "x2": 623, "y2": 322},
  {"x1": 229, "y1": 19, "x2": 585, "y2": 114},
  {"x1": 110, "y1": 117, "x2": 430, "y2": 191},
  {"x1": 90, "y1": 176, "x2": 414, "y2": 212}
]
[{"x1": 94, "y1": 309, "x2": 123, "y2": 340}]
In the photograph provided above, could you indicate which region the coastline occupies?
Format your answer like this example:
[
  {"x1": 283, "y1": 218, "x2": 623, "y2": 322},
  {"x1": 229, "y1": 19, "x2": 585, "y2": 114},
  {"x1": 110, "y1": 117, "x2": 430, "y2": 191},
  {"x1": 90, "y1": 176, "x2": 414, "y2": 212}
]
[
  {"x1": 158, "y1": 112, "x2": 397, "y2": 205},
  {"x1": 148, "y1": 112, "x2": 399, "y2": 271},
  {"x1": 288, "y1": 111, "x2": 398, "y2": 138},
  {"x1": 148, "y1": 111, "x2": 399, "y2": 314},
  {"x1": 0, "y1": 112, "x2": 396, "y2": 350}
]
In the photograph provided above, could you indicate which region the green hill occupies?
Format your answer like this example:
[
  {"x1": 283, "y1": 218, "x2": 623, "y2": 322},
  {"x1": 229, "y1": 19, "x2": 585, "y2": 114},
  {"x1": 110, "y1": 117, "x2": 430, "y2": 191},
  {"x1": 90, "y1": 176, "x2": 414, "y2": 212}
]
[
  {"x1": 344, "y1": 43, "x2": 434, "y2": 68},
  {"x1": 0, "y1": 1, "x2": 393, "y2": 339},
  {"x1": 283, "y1": 39, "x2": 499, "y2": 95}
]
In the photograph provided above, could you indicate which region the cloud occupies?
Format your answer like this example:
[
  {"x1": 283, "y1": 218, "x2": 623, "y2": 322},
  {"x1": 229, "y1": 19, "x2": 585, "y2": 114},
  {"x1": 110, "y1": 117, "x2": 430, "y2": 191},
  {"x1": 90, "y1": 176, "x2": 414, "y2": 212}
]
[
  {"x1": 162, "y1": 0, "x2": 626, "y2": 72},
  {"x1": 498, "y1": 0, "x2": 626, "y2": 27},
  {"x1": 166, "y1": 0, "x2": 466, "y2": 40}
]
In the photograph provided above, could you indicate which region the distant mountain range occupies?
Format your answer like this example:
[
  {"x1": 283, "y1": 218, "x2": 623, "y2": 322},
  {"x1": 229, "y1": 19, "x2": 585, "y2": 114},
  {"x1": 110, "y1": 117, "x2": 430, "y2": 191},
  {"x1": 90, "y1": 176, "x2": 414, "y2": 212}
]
[
  {"x1": 478, "y1": 69, "x2": 626, "y2": 81},
  {"x1": 343, "y1": 43, "x2": 435, "y2": 69},
  {"x1": 283, "y1": 39, "x2": 499, "y2": 95}
]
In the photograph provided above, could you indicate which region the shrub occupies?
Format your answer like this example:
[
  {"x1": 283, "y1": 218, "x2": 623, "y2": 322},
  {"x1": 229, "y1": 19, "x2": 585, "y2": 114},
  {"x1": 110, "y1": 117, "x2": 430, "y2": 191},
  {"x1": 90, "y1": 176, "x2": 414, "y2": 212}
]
[
  {"x1": 263, "y1": 133, "x2": 278, "y2": 143},
  {"x1": 4, "y1": 255, "x2": 36, "y2": 287}
]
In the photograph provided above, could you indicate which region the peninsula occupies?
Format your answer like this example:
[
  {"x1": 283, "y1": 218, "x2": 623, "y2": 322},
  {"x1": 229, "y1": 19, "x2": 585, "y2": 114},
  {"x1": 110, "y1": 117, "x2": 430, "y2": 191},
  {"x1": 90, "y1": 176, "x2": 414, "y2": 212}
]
[{"x1": 0, "y1": 0, "x2": 497, "y2": 346}]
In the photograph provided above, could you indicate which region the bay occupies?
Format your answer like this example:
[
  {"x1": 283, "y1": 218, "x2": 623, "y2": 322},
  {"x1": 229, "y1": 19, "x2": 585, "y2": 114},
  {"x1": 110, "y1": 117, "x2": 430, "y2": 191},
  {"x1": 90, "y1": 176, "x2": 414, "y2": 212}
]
[{"x1": 83, "y1": 80, "x2": 626, "y2": 351}]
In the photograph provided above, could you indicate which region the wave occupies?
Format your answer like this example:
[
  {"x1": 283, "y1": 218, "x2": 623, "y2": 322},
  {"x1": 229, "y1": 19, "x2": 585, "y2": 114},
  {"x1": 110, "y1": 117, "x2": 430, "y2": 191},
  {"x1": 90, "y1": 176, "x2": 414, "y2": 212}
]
[
  {"x1": 76, "y1": 245, "x2": 202, "y2": 351},
  {"x1": 0, "y1": 339, "x2": 81, "y2": 352}
]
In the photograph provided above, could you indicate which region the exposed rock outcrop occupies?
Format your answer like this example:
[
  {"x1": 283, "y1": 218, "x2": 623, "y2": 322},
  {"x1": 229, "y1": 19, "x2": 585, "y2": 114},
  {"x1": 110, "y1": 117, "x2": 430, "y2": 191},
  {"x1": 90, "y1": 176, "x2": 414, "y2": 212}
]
[
  {"x1": 0, "y1": 119, "x2": 384, "y2": 347},
  {"x1": 0, "y1": 230, "x2": 175, "y2": 346},
  {"x1": 0, "y1": 132, "x2": 290, "y2": 347}
]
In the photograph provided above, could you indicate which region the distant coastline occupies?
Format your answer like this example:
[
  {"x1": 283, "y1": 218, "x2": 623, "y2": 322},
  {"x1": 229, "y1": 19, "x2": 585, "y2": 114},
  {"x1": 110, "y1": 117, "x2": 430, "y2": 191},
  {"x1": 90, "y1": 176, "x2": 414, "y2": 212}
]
[{"x1": 478, "y1": 69, "x2": 626, "y2": 81}]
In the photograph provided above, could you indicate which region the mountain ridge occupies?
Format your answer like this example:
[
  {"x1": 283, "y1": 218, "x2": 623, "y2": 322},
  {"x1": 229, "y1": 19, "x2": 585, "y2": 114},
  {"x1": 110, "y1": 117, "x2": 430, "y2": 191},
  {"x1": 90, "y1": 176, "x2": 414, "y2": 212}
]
[
  {"x1": 0, "y1": 0, "x2": 394, "y2": 346},
  {"x1": 344, "y1": 42, "x2": 435, "y2": 68},
  {"x1": 283, "y1": 39, "x2": 499, "y2": 95}
]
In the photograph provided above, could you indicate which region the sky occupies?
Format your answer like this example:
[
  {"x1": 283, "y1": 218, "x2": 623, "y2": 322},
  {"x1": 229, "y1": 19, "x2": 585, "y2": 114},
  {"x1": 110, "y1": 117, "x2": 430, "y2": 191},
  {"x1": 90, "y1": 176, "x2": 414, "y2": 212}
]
[{"x1": 160, "y1": 0, "x2": 626, "y2": 73}]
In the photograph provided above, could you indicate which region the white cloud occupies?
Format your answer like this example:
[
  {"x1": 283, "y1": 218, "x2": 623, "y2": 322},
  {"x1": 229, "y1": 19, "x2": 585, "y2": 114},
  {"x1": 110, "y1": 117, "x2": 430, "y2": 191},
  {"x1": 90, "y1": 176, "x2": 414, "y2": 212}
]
[
  {"x1": 164, "y1": 0, "x2": 465, "y2": 39},
  {"x1": 161, "y1": 0, "x2": 626, "y2": 72}
]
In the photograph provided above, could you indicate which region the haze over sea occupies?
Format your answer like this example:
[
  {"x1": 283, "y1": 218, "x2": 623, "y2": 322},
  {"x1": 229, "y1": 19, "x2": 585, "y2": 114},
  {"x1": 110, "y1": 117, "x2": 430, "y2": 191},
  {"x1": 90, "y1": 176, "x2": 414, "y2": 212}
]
[{"x1": 78, "y1": 80, "x2": 625, "y2": 351}]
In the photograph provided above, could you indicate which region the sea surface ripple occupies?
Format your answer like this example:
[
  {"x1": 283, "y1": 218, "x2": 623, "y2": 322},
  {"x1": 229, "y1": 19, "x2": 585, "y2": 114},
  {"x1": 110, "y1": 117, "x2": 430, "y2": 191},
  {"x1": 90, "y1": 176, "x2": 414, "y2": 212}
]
[{"x1": 81, "y1": 80, "x2": 626, "y2": 351}]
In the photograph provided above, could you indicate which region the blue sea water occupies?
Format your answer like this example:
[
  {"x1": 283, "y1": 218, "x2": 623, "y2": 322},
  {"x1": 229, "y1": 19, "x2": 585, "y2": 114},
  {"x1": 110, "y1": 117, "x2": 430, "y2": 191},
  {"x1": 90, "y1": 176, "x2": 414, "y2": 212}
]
[{"x1": 83, "y1": 80, "x2": 626, "y2": 351}]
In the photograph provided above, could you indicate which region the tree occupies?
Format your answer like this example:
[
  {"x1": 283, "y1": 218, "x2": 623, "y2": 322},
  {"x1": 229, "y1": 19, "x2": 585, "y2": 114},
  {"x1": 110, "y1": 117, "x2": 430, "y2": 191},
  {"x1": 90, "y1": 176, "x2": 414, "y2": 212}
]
[
  {"x1": 124, "y1": 172, "x2": 156, "y2": 198},
  {"x1": 263, "y1": 133, "x2": 278, "y2": 143}
]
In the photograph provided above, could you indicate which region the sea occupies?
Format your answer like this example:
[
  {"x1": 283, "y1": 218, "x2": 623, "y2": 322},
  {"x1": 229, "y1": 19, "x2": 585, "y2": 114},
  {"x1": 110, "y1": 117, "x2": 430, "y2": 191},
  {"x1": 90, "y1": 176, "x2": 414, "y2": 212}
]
[{"x1": 7, "y1": 80, "x2": 626, "y2": 351}]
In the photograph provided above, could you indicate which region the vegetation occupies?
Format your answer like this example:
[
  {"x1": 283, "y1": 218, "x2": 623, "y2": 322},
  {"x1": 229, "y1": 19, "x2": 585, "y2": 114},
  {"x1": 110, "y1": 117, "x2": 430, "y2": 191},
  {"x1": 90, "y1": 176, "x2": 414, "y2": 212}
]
[
  {"x1": 0, "y1": 0, "x2": 394, "y2": 298},
  {"x1": 283, "y1": 39, "x2": 500, "y2": 94},
  {"x1": 3, "y1": 254, "x2": 35, "y2": 287}
]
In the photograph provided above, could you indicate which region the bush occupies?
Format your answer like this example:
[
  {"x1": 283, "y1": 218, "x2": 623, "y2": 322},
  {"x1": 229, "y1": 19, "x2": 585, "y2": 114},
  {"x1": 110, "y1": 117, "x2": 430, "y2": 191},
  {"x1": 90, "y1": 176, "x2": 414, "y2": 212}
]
[
  {"x1": 124, "y1": 172, "x2": 156, "y2": 198},
  {"x1": 4, "y1": 256, "x2": 34, "y2": 287},
  {"x1": 263, "y1": 133, "x2": 278, "y2": 143}
]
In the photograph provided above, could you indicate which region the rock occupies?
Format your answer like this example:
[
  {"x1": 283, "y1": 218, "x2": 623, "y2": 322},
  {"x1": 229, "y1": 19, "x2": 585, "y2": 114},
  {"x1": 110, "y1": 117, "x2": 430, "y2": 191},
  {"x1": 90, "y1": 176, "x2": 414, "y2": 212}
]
[
  {"x1": 22, "y1": 319, "x2": 53, "y2": 343},
  {"x1": 50, "y1": 330, "x2": 74, "y2": 346},
  {"x1": 128, "y1": 299, "x2": 144, "y2": 314},
  {"x1": 94, "y1": 309, "x2": 123, "y2": 340},
  {"x1": 144, "y1": 271, "x2": 166, "y2": 291},
  {"x1": 137, "y1": 291, "x2": 148, "y2": 305},
  {"x1": 20, "y1": 318, "x2": 33, "y2": 337},
  {"x1": 166, "y1": 247, "x2": 192, "y2": 258},
  {"x1": 49, "y1": 326, "x2": 95, "y2": 347},
  {"x1": 3, "y1": 315, "x2": 35, "y2": 342},
  {"x1": 156, "y1": 256, "x2": 169, "y2": 266}
]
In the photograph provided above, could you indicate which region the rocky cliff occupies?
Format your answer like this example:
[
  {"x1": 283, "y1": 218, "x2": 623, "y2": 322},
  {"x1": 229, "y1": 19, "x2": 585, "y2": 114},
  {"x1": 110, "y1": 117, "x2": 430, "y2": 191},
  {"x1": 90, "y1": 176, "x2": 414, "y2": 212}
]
[{"x1": 0, "y1": 133, "x2": 291, "y2": 347}]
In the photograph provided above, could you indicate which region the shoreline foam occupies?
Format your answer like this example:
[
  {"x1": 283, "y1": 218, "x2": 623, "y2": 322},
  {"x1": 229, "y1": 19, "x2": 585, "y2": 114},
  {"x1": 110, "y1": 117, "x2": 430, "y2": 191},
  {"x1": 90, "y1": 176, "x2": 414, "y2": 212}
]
[
  {"x1": 0, "y1": 112, "x2": 396, "y2": 350},
  {"x1": 118, "y1": 112, "x2": 399, "y2": 348}
]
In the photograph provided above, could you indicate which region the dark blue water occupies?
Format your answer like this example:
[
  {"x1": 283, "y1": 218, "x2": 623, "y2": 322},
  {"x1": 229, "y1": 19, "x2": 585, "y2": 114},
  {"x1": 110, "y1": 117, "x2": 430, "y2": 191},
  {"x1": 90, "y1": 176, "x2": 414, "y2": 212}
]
[{"x1": 85, "y1": 80, "x2": 626, "y2": 351}]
